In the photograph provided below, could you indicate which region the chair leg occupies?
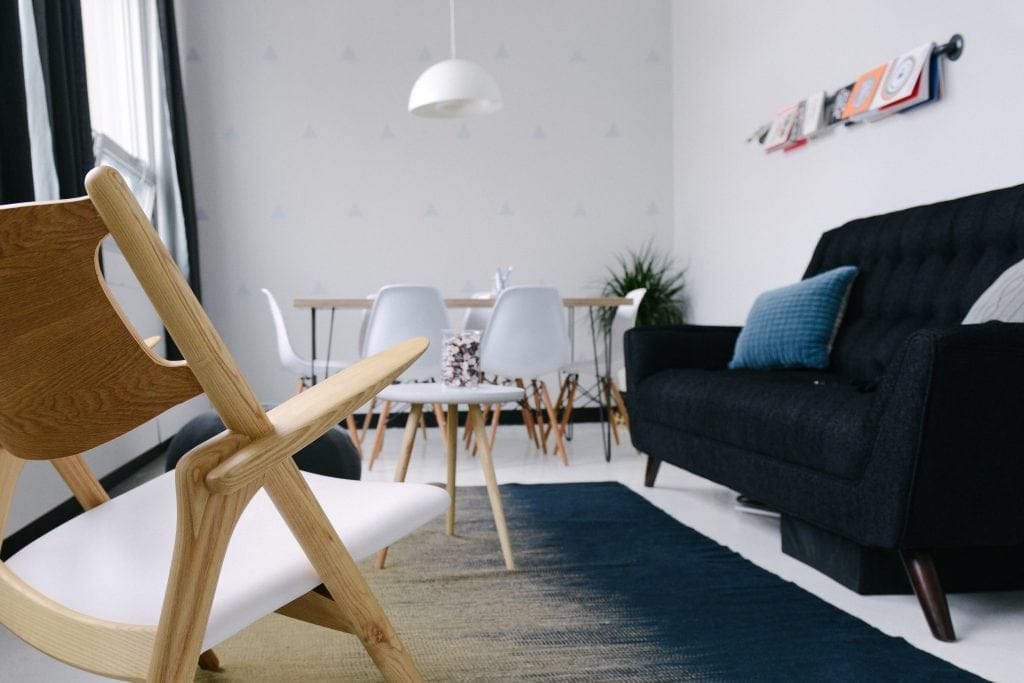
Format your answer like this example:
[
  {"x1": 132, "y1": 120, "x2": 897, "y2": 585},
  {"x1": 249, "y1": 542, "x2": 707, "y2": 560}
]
[
  {"x1": 376, "y1": 403, "x2": 423, "y2": 569},
  {"x1": 559, "y1": 374, "x2": 578, "y2": 440},
  {"x1": 602, "y1": 378, "x2": 621, "y2": 446},
  {"x1": 367, "y1": 400, "x2": 391, "y2": 470},
  {"x1": 539, "y1": 381, "x2": 568, "y2": 466},
  {"x1": 515, "y1": 378, "x2": 540, "y2": 448},
  {"x1": 264, "y1": 460, "x2": 422, "y2": 681},
  {"x1": 901, "y1": 550, "x2": 956, "y2": 642},
  {"x1": 531, "y1": 380, "x2": 549, "y2": 454},
  {"x1": 360, "y1": 397, "x2": 377, "y2": 445},
  {"x1": 149, "y1": 450, "x2": 257, "y2": 681},
  {"x1": 419, "y1": 411, "x2": 429, "y2": 440},
  {"x1": 608, "y1": 379, "x2": 631, "y2": 433},
  {"x1": 345, "y1": 415, "x2": 363, "y2": 457}
]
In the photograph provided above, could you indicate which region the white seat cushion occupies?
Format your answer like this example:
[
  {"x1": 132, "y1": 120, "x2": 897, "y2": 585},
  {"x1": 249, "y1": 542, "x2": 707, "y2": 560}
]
[{"x1": 6, "y1": 471, "x2": 448, "y2": 650}]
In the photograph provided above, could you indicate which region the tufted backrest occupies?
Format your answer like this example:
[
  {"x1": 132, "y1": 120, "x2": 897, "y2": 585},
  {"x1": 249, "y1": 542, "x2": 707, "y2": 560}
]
[{"x1": 804, "y1": 183, "x2": 1024, "y2": 381}]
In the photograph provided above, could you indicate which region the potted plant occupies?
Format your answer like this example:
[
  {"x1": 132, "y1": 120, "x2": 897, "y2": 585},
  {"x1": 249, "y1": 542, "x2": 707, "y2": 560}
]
[{"x1": 600, "y1": 241, "x2": 686, "y2": 332}]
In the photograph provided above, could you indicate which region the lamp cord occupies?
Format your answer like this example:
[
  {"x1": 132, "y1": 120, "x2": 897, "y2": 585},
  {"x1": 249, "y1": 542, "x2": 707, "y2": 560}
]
[{"x1": 449, "y1": 0, "x2": 456, "y2": 58}]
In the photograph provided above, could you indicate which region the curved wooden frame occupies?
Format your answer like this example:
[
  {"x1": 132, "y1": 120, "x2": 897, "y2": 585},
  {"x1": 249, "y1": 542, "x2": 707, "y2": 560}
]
[{"x1": 0, "y1": 167, "x2": 428, "y2": 681}]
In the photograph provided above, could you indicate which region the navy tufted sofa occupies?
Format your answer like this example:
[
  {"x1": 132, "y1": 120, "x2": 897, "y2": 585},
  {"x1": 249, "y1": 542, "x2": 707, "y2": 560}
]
[{"x1": 625, "y1": 182, "x2": 1024, "y2": 642}]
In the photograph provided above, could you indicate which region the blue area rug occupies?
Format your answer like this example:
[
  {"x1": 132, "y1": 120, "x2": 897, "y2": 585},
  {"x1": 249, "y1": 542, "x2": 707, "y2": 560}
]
[
  {"x1": 497, "y1": 482, "x2": 979, "y2": 681},
  {"x1": 199, "y1": 482, "x2": 980, "y2": 681}
]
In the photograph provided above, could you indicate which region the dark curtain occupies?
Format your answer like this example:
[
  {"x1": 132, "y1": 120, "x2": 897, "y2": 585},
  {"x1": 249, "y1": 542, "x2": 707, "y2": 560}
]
[
  {"x1": 156, "y1": 0, "x2": 201, "y2": 304},
  {"x1": 32, "y1": 0, "x2": 93, "y2": 199},
  {"x1": 0, "y1": 2, "x2": 36, "y2": 204},
  {"x1": 156, "y1": 0, "x2": 202, "y2": 360}
]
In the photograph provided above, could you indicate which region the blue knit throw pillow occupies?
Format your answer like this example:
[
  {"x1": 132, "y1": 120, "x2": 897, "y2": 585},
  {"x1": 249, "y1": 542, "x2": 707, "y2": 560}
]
[{"x1": 729, "y1": 266, "x2": 858, "y2": 370}]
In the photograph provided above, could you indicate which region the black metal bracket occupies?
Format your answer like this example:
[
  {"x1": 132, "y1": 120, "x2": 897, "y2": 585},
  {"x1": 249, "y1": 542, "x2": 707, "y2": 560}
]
[{"x1": 935, "y1": 33, "x2": 964, "y2": 61}]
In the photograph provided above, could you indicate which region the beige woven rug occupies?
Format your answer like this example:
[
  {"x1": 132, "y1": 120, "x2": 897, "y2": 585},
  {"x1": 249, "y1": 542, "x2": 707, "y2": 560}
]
[{"x1": 194, "y1": 485, "x2": 669, "y2": 681}]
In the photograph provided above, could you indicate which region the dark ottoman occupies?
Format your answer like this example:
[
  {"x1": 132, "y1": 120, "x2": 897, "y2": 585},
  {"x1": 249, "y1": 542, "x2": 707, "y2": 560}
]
[{"x1": 165, "y1": 411, "x2": 361, "y2": 480}]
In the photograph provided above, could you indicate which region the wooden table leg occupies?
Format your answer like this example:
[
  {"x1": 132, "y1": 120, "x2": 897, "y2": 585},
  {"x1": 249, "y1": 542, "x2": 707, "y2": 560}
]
[
  {"x1": 468, "y1": 405, "x2": 515, "y2": 570},
  {"x1": 446, "y1": 404, "x2": 457, "y2": 535},
  {"x1": 376, "y1": 403, "x2": 423, "y2": 569}
]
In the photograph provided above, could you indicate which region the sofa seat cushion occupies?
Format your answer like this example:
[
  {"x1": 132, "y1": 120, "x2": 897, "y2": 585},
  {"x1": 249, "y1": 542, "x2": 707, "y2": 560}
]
[{"x1": 636, "y1": 368, "x2": 877, "y2": 480}]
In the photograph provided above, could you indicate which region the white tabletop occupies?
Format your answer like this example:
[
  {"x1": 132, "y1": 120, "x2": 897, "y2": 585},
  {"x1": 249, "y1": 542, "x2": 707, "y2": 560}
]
[{"x1": 376, "y1": 383, "x2": 524, "y2": 405}]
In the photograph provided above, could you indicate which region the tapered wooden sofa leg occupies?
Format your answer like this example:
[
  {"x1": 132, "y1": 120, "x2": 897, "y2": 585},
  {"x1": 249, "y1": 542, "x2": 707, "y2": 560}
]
[
  {"x1": 900, "y1": 550, "x2": 956, "y2": 642},
  {"x1": 644, "y1": 456, "x2": 661, "y2": 487}
]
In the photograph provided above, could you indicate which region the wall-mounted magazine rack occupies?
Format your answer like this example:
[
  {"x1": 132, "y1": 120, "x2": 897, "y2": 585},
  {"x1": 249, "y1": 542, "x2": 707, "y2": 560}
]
[{"x1": 750, "y1": 34, "x2": 964, "y2": 154}]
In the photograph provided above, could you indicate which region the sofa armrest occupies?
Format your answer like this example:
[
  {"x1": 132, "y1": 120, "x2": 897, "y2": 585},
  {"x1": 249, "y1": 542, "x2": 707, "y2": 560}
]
[
  {"x1": 870, "y1": 321, "x2": 1024, "y2": 548},
  {"x1": 624, "y1": 325, "x2": 741, "y2": 387}
]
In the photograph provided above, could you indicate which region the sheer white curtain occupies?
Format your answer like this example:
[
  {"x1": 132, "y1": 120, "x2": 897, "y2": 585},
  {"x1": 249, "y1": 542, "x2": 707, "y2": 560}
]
[
  {"x1": 17, "y1": 0, "x2": 59, "y2": 201},
  {"x1": 80, "y1": 0, "x2": 190, "y2": 278}
]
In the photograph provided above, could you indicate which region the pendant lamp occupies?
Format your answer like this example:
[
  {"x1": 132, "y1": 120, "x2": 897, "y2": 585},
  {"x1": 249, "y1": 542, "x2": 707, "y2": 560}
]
[{"x1": 408, "y1": 0, "x2": 502, "y2": 117}]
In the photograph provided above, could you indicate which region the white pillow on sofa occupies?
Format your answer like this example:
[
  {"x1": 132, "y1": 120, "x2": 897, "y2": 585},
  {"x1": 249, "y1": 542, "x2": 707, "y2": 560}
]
[{"x1": 963, "y1": 257, "x2": 1024, "y2": 324}]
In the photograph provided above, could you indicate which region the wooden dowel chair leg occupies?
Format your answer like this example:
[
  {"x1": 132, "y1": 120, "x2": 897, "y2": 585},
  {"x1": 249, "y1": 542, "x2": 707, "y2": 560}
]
[
  {"x1": 901, "y1": 550, "x2": 956, "y2": 642},
  {"x1": 609, "y1": 379, "x2": 630, "y2": 433},
  {"x1": 540, "y1": 381, "x2": 568, "y2": 466},
  {"x1": 515, "y1": 379, "x2": 539, "y2": 448},
  {"x1": 367, "y1": 400, "x2": 391, "y2": 470},
  {"x1": 531, "y1": 380, "x2": 549, "y2": 454},
  {"x1": 345, "y1": 414, "x2": 363, "y2": 457},
  {"x1": 360, "y1": 397, "x2": 377, "y2": 445},
  {"x1": 559, "y1": 374, "x2": 578, "y2": 439},
  {"x1": 603, "y1": 378, "x2": 621, "y2": 446}
]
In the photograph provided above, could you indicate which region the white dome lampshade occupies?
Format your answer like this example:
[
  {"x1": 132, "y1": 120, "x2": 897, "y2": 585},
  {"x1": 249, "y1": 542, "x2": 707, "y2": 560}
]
[
  {"x1": 408, "y1": 0, "x2": 502, "y2": 118},
  {"x1": 408, "y1": 58, "x2": 502, "y2": 117}
]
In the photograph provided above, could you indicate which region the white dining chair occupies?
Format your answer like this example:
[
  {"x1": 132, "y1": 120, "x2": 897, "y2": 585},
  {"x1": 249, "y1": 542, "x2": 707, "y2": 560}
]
[
  {"x1": 262, "y1": 288, "x2": 348, "y2": 387},
  {"x1": 480, "y1": 286, "x2": 572, "y2": 464},
  {"x1": 262, "y1": 288, "x2": 362, "y2": 450},
  {"x1": 363, "y1": 285, "x2": 451, "y2": 469},
  {"x1": 557, "y1": 288, "x2": 646, "y2": 444},
  {"x1": 461, "y1": 291, "x2": 493, "y2": 333}
]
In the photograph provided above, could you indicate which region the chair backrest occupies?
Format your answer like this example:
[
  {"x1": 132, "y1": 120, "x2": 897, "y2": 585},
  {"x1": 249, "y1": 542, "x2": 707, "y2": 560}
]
[
  {"x1": 362, "y1": 285, "x2": 449, "y2": 381},
  {"x1": 461, "y1": 291, "x2": 493, "y2": 333},
  {"x1": 261, "y1": 288, "x2": 308, "y2": 377},
  {"x1": 609, "y1": 288, "x2": 647, "y2": 373},
  {"x1": 0, "y1": 170, "x2": 272, "y2": 462},
  {"x1": 480, "y1": 286, "x2": 571, "y2": 380}
]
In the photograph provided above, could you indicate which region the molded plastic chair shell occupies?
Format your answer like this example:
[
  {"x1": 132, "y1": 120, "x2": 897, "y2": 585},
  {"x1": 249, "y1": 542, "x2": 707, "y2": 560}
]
[
  {"x1": 261, "y1": 288, "x2": 347, "y2": 380},
  {"x1": 362, "y1": 285, "x2": 450, "y2": 381},
  {"x1": 480, "y1": 286, "x2": 571, "y2": 380},
  {"x1": 461, "y1": 291, "x2": 493, "y2": 334}
]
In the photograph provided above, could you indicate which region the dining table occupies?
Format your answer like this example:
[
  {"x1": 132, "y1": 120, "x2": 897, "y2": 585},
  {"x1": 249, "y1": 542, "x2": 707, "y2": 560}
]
[{"x1": 293, "y1": 295, "x2": 632, "y2": 461}]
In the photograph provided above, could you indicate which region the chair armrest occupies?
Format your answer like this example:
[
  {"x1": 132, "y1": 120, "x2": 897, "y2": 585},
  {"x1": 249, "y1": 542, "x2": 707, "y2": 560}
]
[
  {"x1": 868, "y1": 321, "x2": 1024, "y2": 547},
  {"x1": 204, "y1": 337, "x2": 427, "y2": 494},
  {"x1": 624, "y1": 325, "x2": 741, "y2": 387}
]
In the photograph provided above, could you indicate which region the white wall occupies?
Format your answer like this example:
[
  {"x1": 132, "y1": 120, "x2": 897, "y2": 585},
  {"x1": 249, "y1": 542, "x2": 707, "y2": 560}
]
[
  {"x1": 672, "y1": 0, "x2": 1024, "y2": 324},
  {"x1": 175, "y1": 0, "x2": 674, "y2": 405}
]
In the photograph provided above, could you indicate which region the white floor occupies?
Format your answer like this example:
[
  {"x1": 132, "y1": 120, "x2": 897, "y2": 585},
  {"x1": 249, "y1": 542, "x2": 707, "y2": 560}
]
[{"x1": 1, "y1": 423, "x2": 1021, "y2": 681}]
